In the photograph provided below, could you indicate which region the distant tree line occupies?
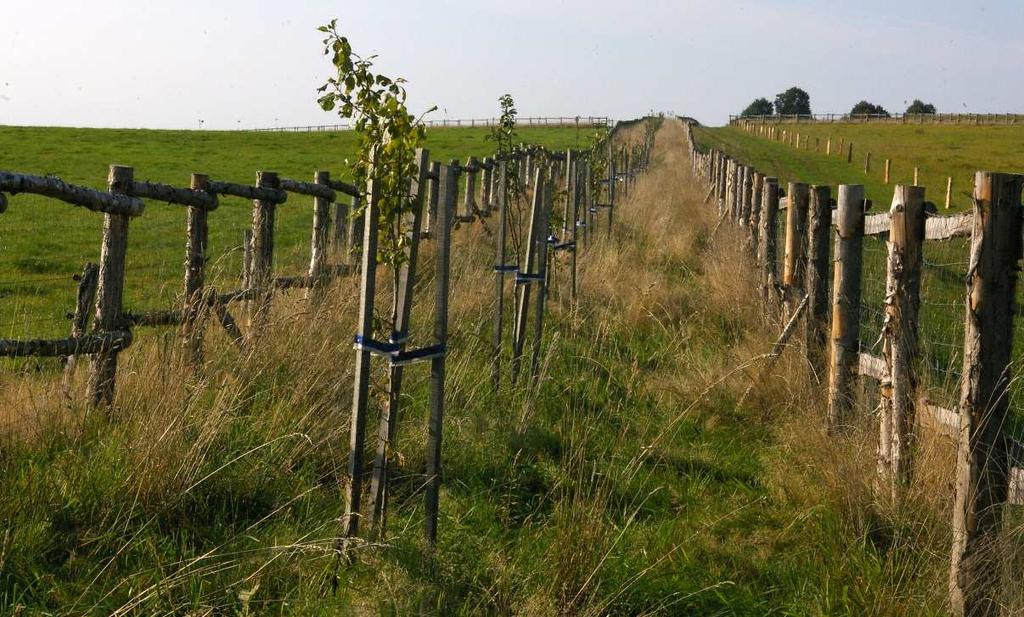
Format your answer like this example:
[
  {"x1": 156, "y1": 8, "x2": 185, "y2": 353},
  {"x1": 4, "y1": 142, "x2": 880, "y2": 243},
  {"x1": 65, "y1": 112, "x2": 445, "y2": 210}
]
[{"x1": 739, "y1": 88, "x2": 938, "y2": 117}]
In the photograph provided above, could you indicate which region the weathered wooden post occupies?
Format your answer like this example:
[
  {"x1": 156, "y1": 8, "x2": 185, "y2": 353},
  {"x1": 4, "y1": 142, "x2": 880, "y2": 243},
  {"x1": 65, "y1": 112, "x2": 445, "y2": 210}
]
[
  {"x1": 739, "y1": 166, "x2": 753, "y2": 226},
  {"x1": 491, "y1": 161, "x2": 510, "y2": 390},
  {"x1": 878, "y1": 185, "x2": 925, "y2": 495},
  {"x1": 307, "y1": 170, "x2": 331, "y2": 298},
  {"x1": 806, "y1": 185, "x2": 833, "y2": 372},
  {"x1": 884, "y1": 159, "x2": 891, "y2": 184},
  {"x1": 463, "y1": 156, "x2": 478, "y2": 218},
  {"x1": 246, "y1": 171, "x2": 281, "y2": 339},
  {"x1": 783, "y1": 183, "x2": 810, "y2": 316},
  {"x1": 424, "y1": 161, "x2": 455, "y2": 546},
  {"x1": 342, "y1": 153, "x2": 381, "y2": 543},
  {"x1": 913, "y1": 167, "x2": 920, "y2": 185},
  {"x1": 87, "y1": 165, "x2": 132, "y2": 408},
  {"x1": 182, "y1": 173, "x2": 210, "y2": 364},
  {"x1": 368, "y1": 150, "x2": 429, "y2": 533},
  {"x1": 750, "y1": 172, "x2": 763, "y2": 252},
  {"x1": 561, "y1": 150, "x2": 574, "y2": 238},
  {"x1": 758, "y1": 178, "x2": 780, "y2": 305},
  {"x1": 480, "y1": 157, "x2": 493, "y2": 216},
  {"x1": 826, "y1": 137, "x2": 832, "y2": 156},
  {"x1": 945, "y1": 176, "x2": 953, "y2": 209},
  {"x1": 511, "y1": 167, "x2": 544, "y2": 381},
  {"x1": 725, "y1": 160, "x2": 737, "y2": 220},
  {"x1": 827, "y1": 185, "x2": 865, "y2": 431},
  {"x1": 949, "y1": 172, "x2": 1024, "y2": 617},
  {"x1": 423, "y1": 161, "x2": 440, "y2": 237},
  {"x1": 530, "y1": 179, "x2": 552, "y2": 382}
]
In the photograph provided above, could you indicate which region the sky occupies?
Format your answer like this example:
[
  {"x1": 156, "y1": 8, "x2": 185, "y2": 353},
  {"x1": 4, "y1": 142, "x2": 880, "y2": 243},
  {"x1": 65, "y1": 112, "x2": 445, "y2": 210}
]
[{"x1": 1, "y1": 0, "x2": 1021, "y2": 130}]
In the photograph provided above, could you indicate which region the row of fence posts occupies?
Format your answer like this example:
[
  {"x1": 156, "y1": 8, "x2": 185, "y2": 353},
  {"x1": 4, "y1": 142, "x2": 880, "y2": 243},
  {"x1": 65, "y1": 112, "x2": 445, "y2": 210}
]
[
  {"x1": 684, "y1": 121, "x2": 1024, "y2": 617},
  {"x1": 0, "y1": 121, "x2": 657, "y2": 562}
]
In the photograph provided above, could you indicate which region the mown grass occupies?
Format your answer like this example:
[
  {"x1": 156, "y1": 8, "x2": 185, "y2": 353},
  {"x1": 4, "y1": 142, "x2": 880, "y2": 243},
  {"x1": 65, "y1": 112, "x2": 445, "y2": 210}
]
[
  {"x1": 0, "y1": 118, "x2": 983, "y2": 615},
  {"x1": 0, "y1": 125, "x2": 593, "y2": 339},
  {"x1": 694, "y1": 122, "x2": 1024, "y2": 213}
]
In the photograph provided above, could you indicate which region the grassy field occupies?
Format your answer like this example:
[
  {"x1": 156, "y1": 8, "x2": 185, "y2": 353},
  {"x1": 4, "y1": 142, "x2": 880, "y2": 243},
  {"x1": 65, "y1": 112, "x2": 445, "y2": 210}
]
[
  {"x1": 0, "y1": 125, "x2": 593, "y2": 340},
  {"x1": 694, "y1": 122, "x2": 1024, "y2": 213},
  {"x1": 0, "y1": 117, "x2": 991, "y2": 615}
]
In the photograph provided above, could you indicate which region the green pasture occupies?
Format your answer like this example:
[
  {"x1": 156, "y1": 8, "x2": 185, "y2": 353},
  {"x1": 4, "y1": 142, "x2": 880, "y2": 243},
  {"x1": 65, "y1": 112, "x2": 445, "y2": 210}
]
[{"x1": 0, "y1": 125, "x2": 589, "y2": 338}]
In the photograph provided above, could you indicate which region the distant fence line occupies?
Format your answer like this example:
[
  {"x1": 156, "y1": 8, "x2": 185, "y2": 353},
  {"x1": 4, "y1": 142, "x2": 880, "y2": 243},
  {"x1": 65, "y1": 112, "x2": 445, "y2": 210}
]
[
  {"x1": 729, "y1": 113, "x2": 1024, "y2": 126},
  {"x1": 685, "y1": 121, "x2": 1024, "y2": 617},
  {"x1": 251, "y1": 115, "x2": 612, "y2": 133}
]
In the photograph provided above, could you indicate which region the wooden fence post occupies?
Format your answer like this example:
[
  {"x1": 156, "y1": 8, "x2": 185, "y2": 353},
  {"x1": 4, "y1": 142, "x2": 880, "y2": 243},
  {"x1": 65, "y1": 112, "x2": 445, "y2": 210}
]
[
  {"x1": 247, "y1": 171, "x2": 280, "y2": 338},
  {"x1": 946, "y1": 177, "x2": 953, "y2": 210},
  {"x1": 368, "y1": 149, "x2": 429, "y2": 533},
  {"x1": 884, "y1": 159, "x2": 891, "y2": 184},
  {"x1": 750, "y1": 172, "x2": 763, "y2": 252},
  {"x1": 878, "y1": 185, "x2": 925, "y2": 495},
  {"x1": 806, "y1": 185, "x2": 832, "y2": 372},
  {"x1": 758, "y1": 178, "x2": 780, "y2": 305},
  {"x1": 783, "y1": 183, "x2": 810, "y2": 316},
  {"x1": 827, "y1": 185, "x2": 865, "y2": 431},
  {"x1": 424, "y1": 161, "x2": 455, "y2": 546},
  {"x1": 949, "y1": 172, "x2": 1024, "y2": 616},
  {"x1": 463, "y1": 156, "x2": 478, "y2": 218},
  {"x1": 481, "y1": 157, "x2": 493, "y2": 216},
  {"x1": 726, "y1": 160, "x2": 737, "y2": 219},
  {"x1": 307, "y1": 170, "x2": 331, "y2": 298},
  {"x1": 740, "y1": 166, "x2": 753, "y2": 226},
  {"x1": 865, "y1": 153, "x2": 872, "y2": 174},
  {"x1": 183, "y1": 173, "x2": 210, "y2": 364},
  {"x1": 530, "y1": 179, "x2": 552, "y2": 382},
  {"x1": 512, "y1": 166, "x2": 544, "y2": 381},
  {"x1": 491, "y1": 161, "x2": 509, "y2": 390},
  {"x1": 342, "y1": 151, "x2": 381, "y2": 543},
  {"x1": 346, "y1": 193, "x2": 363, "y2": 263},
  {"x1": 87, "y1": 165, "x2": 132, "y2": 408},
  {"x1": 847, "y1": 143, "x2": 853, "y2": 163}
]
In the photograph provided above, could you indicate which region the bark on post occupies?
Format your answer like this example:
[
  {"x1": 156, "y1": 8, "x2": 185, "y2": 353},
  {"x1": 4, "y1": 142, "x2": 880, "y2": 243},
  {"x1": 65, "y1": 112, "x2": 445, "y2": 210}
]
[
  {"x1": 424, "y1": 161, "x2": 455, "y2": 547},
  {"x1": 307, "y1": 170, "x2": 331, "y2": 298},
  {"x1": 62, "y1": 262, "x2": 99, "y2": 399},
  {"x1": 182, "y1": 173, "x2": 210, "y2": 365},
  {"x1": 878, "y1": 185, "x2": 926, "y2": 495},
  {"x1": 806, "y1": 185, "x2": 833, "y2": 372},
  {"x1": 758, "y1": 178, "x2": 780, "y2": 305},
  {"x1": 368, "y1": 150, "x2": 429, "y2": 534},
  {"x1": 783, "y1": 183, "x2": 810, "y2": 316},
  {"x1": 342, "y1": 152, "x2": 381, "y2": 544},
  {"x1": 827, "y1": 185, "x2": 865, "y2": 431},
  {"x1": 491, "y1": 161, "x2": 509, "y2": 390},
  {"x1": 246, "y1": 171, "x2": 280, "y2": 339},
  {"x1": 949, "y1": 172, "x2": 1024, "y2": 617},
  {"x1": 87, "y1": 165, "x2": 132, "y2": 408}
]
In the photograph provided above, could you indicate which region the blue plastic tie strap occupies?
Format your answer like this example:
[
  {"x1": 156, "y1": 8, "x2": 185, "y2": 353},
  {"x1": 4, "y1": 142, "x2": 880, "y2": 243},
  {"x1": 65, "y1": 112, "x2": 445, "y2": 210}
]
[
  {"x1": 389, "y1": 344, "x2": 446, "y2": 366},
  {"x1": 353, "y1": 334, "x2": 401, "y2": 355},
  {"x1": 493, "y1": 264, "x2": 518, "y2": 273},
  {"x1": 515, "y1": 272, "x2": 545, "y2": 285}
]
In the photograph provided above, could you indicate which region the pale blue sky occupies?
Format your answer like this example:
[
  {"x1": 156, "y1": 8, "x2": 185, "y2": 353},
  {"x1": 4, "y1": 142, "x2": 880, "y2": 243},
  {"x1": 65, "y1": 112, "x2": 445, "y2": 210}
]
[{"x1": 1, "y1": 0, "x2": 1021, "y2": 129}]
